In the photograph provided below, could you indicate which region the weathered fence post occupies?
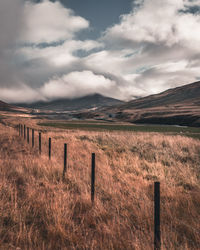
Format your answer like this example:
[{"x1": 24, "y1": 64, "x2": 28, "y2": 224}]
[
  {"x1": 154, "y1": 182, "x2": 161, "y2": 250},
  {"x1": 21, "y1": 124, "x2": 23, "y2": 137},
  {"x1": 24, "y1": 125, "x2": 26, "y2": 140},
  {"x1": 62, "y1": 143, "x2": 67, "y2": 180},
  {"x1": 27, "y1": 127, "x2": 29, "y2": 144},
  {"x1": 91, "y1": 153, "x2": 95, "y2": 203},
  {"x1": 32, "y1": 129, "x2": 34, "y2": 147},
  {"x1": 39, "y1": 132, "x2": 41, "y2": 154},
  {"x1": 49, "y1": 138, "x2": 51, "y2": 160}
]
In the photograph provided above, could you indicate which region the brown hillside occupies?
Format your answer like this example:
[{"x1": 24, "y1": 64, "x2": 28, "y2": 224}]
[
  {"x1": 0, "y1": 100, "x2": 29, "y2": 113},
  {"x1": 122, "y1": 81, "x2": 200, "y2": 109},
  {"x1": 98, "y1": 81, "x2": 200, "y2": 127},
  {"x1": 0, "y1": 100, "x2": 14, "y2": 111}
]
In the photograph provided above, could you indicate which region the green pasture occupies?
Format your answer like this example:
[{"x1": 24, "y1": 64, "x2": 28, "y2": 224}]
[{"x1": 38, "y1": 121, "x2": 200, "y2": 139}]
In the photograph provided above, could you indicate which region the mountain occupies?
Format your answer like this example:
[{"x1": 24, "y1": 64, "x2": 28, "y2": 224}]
[
  {"x1": 0, "y1": 100, "x2": 28, "y2": 113},
  {"x1": 0, "y1": 100, "x2": 13, "y2": 111},
  {"x1": 17, "y1": 94, "x2": 125, "y2": 112},
  {"x1": 96, "y1": 81, "x2": 200, "y2": 127},
  {"x1": 0, "y1": 100, "x2": 22, "y2": 111},
  {"x1": 121, "y1": 81, "x2": 200, "y2": 109}
]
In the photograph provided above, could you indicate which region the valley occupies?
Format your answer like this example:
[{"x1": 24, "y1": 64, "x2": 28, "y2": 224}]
[{"x1": 0, "y1": 81, "x2": 199, "y2": 249}]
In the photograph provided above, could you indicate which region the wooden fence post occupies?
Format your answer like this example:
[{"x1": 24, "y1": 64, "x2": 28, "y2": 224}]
[
  {"x1": 24, "y1": 125, "x2": 26, "y2": 140},
  {"x1": 21, "y1": 125, "x2": 23, "y2": 137},
  {"x1": 91, "y1": 153, "x2": 95, "y2": 203},
  {"x1": 62, "y1": 143, "x2": 67, "y2": 180},
  {"x1": 32, "y1": 129, "x2": 34, "y2": 147},
  {"x1": 49, "y1": 138, "x2": 51, "y2": 160},
  {"x1": 154, "y1": 182, "x2": 161, "y2": 250},
  {"x1": 39, "y1": 132, "x2": 41, "y2": 154},
  {"x1": 27, "y1": 127, "x2": 29, "y2": 144}
]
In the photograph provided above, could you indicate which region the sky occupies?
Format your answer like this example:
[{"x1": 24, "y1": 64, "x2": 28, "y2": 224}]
[{"x1": 0, "y1": 0, "x2": 200, "y2": 103}]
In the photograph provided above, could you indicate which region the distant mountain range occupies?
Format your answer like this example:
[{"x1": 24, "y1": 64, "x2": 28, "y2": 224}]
[
  {"x1": 1, "y1": 81, "x2": 200, "y2": 127},
  {"x1": 16, "y1": 94, "x2": 125, "y2": 112}
]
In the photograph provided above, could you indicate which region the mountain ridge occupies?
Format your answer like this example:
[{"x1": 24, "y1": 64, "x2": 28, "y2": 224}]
[
  {"x1": 2, "y1": 81, "x2": 200, "y2": 127},
  {"x1": 16, "y1": 93, "x2": 125, "y2": 112},
  {"x1": 103, "y1": 81, "x2": 200, "y2": 127},
  {"x1": 0, "y1": 100, "x2": 17, "y2": 111},
  {"x1": 120, "y1": 81, "x2": 200, "y2": 110}
]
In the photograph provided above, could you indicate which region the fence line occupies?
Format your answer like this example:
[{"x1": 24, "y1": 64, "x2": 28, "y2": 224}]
[{"x1": 16, "y1": 123, "x2": 162, "y2": 249}]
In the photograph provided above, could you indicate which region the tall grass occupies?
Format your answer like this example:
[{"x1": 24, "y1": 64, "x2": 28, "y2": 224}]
[{"x1": 0, "y1": 120, "x2": 200, "y2": 249}]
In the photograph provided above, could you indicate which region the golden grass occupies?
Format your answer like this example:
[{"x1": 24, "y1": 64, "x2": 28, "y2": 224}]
[{"x1": 0, "y1": 119, "x2": 200, "y2": 249}]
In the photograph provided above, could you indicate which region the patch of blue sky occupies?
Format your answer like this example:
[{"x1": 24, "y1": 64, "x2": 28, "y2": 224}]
[
  {"x1": 135, "y1": 66, "x2": 151, "y2": 74},
  {"x1": 18, "y1": 41, "x2": 66, "y2": 48},
  {"x1": 124, "y1": 49, "x2": 141, "y2": 58},
  {"x1": 73, "y1": 47, "x2": 103, "y2": 58}
]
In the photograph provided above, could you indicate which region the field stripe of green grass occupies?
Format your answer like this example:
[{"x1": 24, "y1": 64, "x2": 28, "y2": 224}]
[{"x1": 38, "y1": 122, "x2": 200, "y2": 139}]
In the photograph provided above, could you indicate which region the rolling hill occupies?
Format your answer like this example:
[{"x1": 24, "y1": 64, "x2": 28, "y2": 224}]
[
  {"x1": 4, "y1": 81, "x2": 200, "y2": 127},
  {"x1": 0, "y1": 100, "x2": 14, "y2": 111},
  {"x1": 84, "y1": 81, "x2": 200, "y2": 127},
  {"x1": 16, "y1": 94, "x2": 124, "y2": 112},
  {"x1": 0, "y1": 100, "x2": 18, "y2": 111},
  {"x1": 109, "y1": 81, "x2": 200, "y2": 127},
  {"x1": 121, "y1": 81, "x2": 200, "y2": 109},
  {"x1": 0, "y1": 100, "x2": 29, "y2": 113}
]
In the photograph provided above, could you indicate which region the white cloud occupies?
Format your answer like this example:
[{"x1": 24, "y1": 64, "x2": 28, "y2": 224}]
[
  {"x1": 104, "y1": 0, "x2": 200, "y2": 48},
  {"x1": 154, "y1": 60, "x2": 188, "y2": 73},
  {"x1": 1, "y1": 0, "x2": 200, "y2": 103},
  {"x1": 97, "y1": 0, "x2": 200, "y2": 98},
  {"x1": 0, "y1": 85, "x2": 42, "y2": 103},
  {"x1": 18, "y1": 40, "x2": 103, "y2": 67},
  {"x1": 22, "y1": 0, "x2": 89, "y2": 44},
  {"x1": 40, "y1": 71, "x2": 116, "y2": 99}
]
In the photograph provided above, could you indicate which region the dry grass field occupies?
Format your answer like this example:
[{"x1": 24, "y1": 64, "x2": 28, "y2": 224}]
[{"x1": 0, "y1": 117, "x2": 200, "y2": 249}]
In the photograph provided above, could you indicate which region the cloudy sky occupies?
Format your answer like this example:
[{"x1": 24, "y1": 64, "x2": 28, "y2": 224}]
[{"x1": 0, "y1": 0, "x2": 200, "y2": 103}]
